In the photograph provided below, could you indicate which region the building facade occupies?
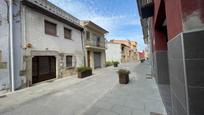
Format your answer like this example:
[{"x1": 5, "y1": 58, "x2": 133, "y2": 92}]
[
  {"x1": 106, "y1": 42, "x2": 134, "y2": 63},
  {"x1": 110, "y1": 40, "x2": 139, "y2": 61},
  {"x1": 0, "y1": 0, "x2": 85, "y2": 91},
  {"x1": 0, "y1": 0, "x2": 10, "y2": 92},
  {"x1": 137, "y1": 0, "x2": 204, "y2": 115},
  {"x1": 80, "y1": 21, "x2": 108, "y2": 69}
]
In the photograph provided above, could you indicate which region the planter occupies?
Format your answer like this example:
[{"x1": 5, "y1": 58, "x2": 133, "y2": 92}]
[
  {"x1": 113, "y1": 61, "x2": 119, "y2": 67},
  {"x1": 140, "y1": 59, "x2": 145, "y2": 63},
  {"x1": 118, "y1": 74, "x2": 129, "y2": 84},
  {"x1": 113, "y1": 63, "x2": 118, "y2": 67},
  {"x1": 78, "y1": 70, "x2": 92, "y2": 78}
]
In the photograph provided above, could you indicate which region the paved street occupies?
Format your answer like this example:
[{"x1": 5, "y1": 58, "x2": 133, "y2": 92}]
[{"x1": 0, "y1": 62, "x2": 166, "y2": 115}]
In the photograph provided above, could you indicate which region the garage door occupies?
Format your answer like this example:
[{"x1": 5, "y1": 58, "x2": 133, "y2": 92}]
[
  {"x1": 94, "y1": 52, "x2": 101, "y2": 68},
  {"x1": 32, "y1": 56, "x2": 56, "y2": 84}
]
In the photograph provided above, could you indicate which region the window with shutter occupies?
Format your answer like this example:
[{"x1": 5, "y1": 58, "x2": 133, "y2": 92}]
[
  {"x1": 64, "y1": 28, "x2": 72, "y2": 39},
  {"x1": 66, "y1": 56, "x2": 72, "y2": 67},
  {"x1": 44, "y1": 20, "x2": 57, "y2": 36},
  {"x1": 86, "y1": 31, "x2": 90, "y2": 40}
]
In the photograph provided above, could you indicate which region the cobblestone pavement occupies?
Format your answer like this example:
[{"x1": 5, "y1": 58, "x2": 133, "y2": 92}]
[{"x1": 0, "y1": 62, "x2": 166, "y2": 115}]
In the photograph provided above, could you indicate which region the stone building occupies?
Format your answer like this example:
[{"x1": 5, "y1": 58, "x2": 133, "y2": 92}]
[
  {"x1": 80, "y1": 21, "x2": 108, "y2": 69},
  {"x1": 137, "y1": 0, "x2": 204, "y2": 114},
  {"x1": 0, "y1": 0, "x2": 85, "y2": 91}
]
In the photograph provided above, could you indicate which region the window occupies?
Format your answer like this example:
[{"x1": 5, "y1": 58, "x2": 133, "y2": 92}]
[
  {"x1": 64, "y1": 28, "x2": 72, "y2": 39},
  {"x1": 44, "y1": 20, "x2": 57, "y2": 36},
  {"x1": 66, "y1": 56, "x2": 72, "y2": 67},
  {"x1": 86, "y1": 31, "x2": 90, "y2": 40}
]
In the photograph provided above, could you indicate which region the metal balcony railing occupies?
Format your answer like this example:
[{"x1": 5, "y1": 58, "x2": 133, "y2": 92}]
[{"x1": 85, "y1": 40, "x2": 106, "y2": 49}]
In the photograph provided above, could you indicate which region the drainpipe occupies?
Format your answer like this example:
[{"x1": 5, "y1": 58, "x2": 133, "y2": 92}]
[
  {"x1": 81, "y1": 30, "x2": 86, "y2": 66},
  {"x1": 8, "y1": 0, "x2": 15, "y2": 92}
]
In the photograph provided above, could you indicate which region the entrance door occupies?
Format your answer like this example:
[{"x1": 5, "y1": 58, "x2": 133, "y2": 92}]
[
  {"x1": 94, "y1": 52, "x2": 101, "y2": 68},
  {"x1": 87, "y1": 51, "x2": 91, "y2": 67},
  {"x1": 32, "y1": 56, "x2": 56, "y2": 84}
]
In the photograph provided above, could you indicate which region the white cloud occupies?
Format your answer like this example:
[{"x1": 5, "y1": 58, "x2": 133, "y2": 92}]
[
  {"x1": 49, "y1": 0, "x2": 140, "y2": 31},
  {"x1": 49, "y1": 0, "x2": 145, "y2": 51}
]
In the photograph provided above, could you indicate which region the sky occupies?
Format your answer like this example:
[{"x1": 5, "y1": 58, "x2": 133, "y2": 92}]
[{"x1": 49, "y1": 0, "x2": 146, "y2": 51}]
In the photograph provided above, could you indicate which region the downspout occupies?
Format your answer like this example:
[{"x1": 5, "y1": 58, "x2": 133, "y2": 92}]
[
  {"x1": 8, "y1": 0, "x2": 15, "y2": 92},
  {"x1": 81, "y1": 29, "x2": 86, "y2": 66}
]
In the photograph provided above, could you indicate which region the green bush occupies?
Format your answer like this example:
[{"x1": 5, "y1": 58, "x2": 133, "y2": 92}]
[
  {"x1": 105, "y1": 61, "x2": 113, "y2": 67},
  {"x1": 77, "y1": 66, "x2": 92, "y2": 72},
  {"x1": 117, "y1": 69, "x2": 130, "y2": 75},
  {"x1": 113, "y1": 61, "x2": 119, "y2": 65}
]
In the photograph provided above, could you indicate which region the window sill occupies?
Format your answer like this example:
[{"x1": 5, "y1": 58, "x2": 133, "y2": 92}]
[{"x1": 45, "y1": 33, "x2": 59, "y2": 37}]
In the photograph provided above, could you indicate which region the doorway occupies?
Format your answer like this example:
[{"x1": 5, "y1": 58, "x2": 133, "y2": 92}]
[
  {"x1": 94, "y1": 52, "x2": 101, "y2": 68},
  {"x1": 32, "y1": 56, "x2": 56, "y2": 84}
]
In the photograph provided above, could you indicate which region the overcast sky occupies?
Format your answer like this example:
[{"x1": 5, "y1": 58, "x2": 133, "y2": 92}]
[{"x1": 49, "y1": 0, "x2": 146, "y2": 51}]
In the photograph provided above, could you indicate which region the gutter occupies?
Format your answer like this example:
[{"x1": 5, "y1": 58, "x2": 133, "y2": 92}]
[{"x1": 8, "y1": 0, "x2": 15, "y2": 92}]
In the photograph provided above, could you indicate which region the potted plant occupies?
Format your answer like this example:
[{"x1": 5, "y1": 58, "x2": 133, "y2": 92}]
[
  {"x1": 113, "y1": 61, "x2": 119, "y2": 67},
  {"x1": 140, "y1": 59, "x2": 145, "y2": 63},
  {"x1": 77, "y1": 66, "x2": 92, "y2": 78},
  {"x1": 117, "y1": 69, "x2": 130, "y2": 84}
]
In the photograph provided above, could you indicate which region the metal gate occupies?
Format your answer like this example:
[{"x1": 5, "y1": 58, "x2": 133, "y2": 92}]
[
  {"x1": 32, "y1": 56, "x2": 56, "y2": 84},
  {"x1": 94, "y1": 52, "x2": 101, "y2": 68}
]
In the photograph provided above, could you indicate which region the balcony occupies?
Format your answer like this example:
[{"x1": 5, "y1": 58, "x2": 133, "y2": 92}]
[
  {"x1": 137, "y1": 0, "x2": 153, "y2": 19},
  {"x1": 85, "y1": 40, "x2": 106, "y2": 50}
]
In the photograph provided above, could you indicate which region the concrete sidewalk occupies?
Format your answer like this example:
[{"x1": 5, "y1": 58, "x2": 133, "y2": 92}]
[
  {"x1": 83, "y1": 62, "x2": 167, "y2": 115},
  {"x1": 0, "y1": 62, "x2": 166, "y2": 115}
]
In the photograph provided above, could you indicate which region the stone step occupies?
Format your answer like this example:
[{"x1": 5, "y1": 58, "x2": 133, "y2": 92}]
[{"x1": 0, "y1": 62, "x2": 7, "y2": 69}]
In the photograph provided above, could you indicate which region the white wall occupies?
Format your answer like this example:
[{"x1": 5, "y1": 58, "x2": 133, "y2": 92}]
[
  {"x1": 24, "y1": 7, "x2": 84, "y2": 67},
  {"x1": 106, "y1": 43, "x2": 121, "y2": 63},
  {"x1": 0, "y1": 0, "x2": 10, "y2": 91},
  {"x1": 11, "y1": 4, "x2": 85, "y2": 89}
]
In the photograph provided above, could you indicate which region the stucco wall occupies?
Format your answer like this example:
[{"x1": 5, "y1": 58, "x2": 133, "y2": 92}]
[
  {"x1": 0, "y1": 0, "x2": 10, "y2": 91},
  {"x1": 106, "y1": 43, "x2": 121, "y2": 63},
  {"x1": 165, "y1": 0, "x2": 183, "y2": 40},
  {"x1": 24, "y1": 7, "x2": 84, "y2": 66},
  {"x1": 12, "y1": 3, "x2": 84, "y2": 88},
  {"x1": 24, "y1": 6, "x2": 84, "y2": 83},
  {"x1": 181, "y1": 0, "x2": 204, "y2": 31}
]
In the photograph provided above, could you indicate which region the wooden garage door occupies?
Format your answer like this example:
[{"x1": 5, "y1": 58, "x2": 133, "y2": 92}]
[
  {"x1": 32, "y1": 56, "x2": 56, "y2": 84},
  {"x1": 94, "y1": 52, "x2": 101, "y2": 68}
]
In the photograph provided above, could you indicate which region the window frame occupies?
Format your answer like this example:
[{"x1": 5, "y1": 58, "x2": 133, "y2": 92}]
[
  {"x1": 44, "y1": 20, "x2": 57, "y2": 36},
  {"x1": 86, "y1": 31, "x2": 90, "y2": 40},
  {"x1": 64, "y1": 27, "x2": 72, "y2": 40},
  {"x1": 66, "y1": 55, "x2": 73, "y2": 68}
]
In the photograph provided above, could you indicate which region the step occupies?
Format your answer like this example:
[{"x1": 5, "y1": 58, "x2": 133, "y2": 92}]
[{"x1": 0, "y1": 62, "x2": 7, "y2": 69}]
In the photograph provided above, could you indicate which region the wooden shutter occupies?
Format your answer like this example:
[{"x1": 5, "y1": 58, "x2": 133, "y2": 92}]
[
  {"x1": 86, "y1": 31, "x2": 90, "y2": 40},
  {"x1": 64, "y1": 28, "x2": 72, "y2": 39},
  {"x1": 45, "y1": 20, "x2": 57, "y2": 36},
  {"x1": 66, "y1": 56, "x2": 72, "y2": 67}
]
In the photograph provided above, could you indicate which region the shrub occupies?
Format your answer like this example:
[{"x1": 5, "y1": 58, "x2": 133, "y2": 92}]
[
  {"x1": 113, "y1": 61, "x2": 119, "y2": 65},
  {"x1": 117, "y1": 69, "x2": 130, "y2": 75},
  {"x1": 77, "y1": 66, "x2": 92, "y2": 73},
  {"x1": 105, "y1": 61, "x2": 113, "y2": 67}
]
